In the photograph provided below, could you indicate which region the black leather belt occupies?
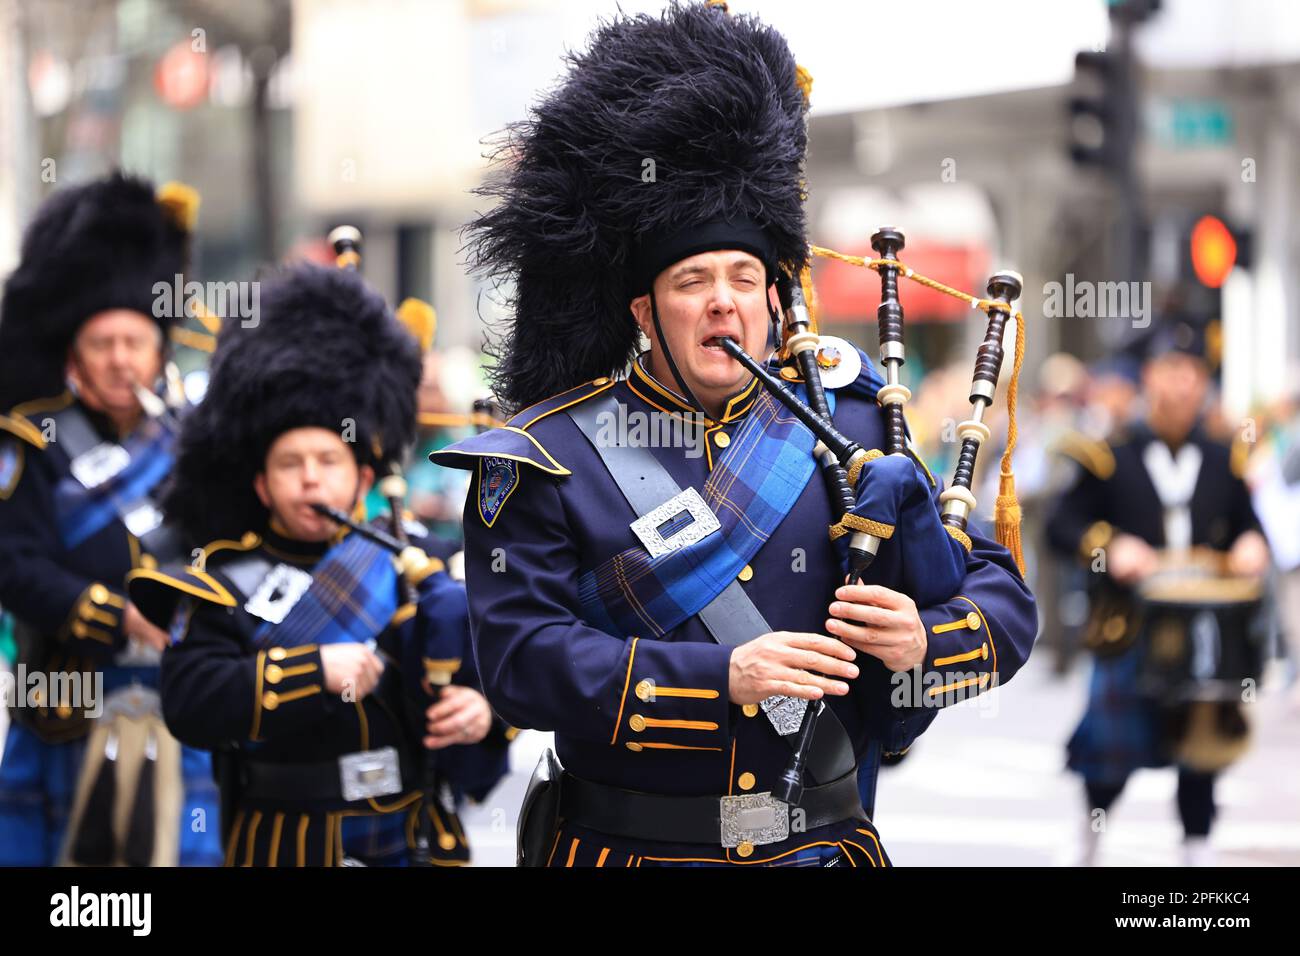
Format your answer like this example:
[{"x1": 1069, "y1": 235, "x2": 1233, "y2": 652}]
[
  {"x1": 559, "y1": 770, "x2": 866, "y2": 848},
  {"x1": 242, "y1": 750, "x2": 417, "y2": 804}
]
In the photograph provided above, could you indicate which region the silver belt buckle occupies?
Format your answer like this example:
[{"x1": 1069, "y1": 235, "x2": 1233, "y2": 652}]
[
  {"x1": 629, "y1": 486, "x2": 721, "y2": 558},
  {"x1": 339, "y1": 746, "x2": 402, "y2": 802},
  {"x1": 719, "y1": 792, "x2": 789, "y2": 848},
  {"x1": 760, "y1": 694, "x2": 809, "y2": 736}
]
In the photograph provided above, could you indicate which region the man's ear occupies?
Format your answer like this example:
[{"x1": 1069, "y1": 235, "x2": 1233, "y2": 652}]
[
  {"x1": 629, "y1": 294, "x2": 651, "y2": 339},
  {"x1": 253, "y1": 471, "x2": 270, "y2": 509},
  {"x1": 357, "y1": 463, "x2": 376, "y2": 499},
  {"x1": 64, "y1": 347, "x2": 83, "y2": 393}
]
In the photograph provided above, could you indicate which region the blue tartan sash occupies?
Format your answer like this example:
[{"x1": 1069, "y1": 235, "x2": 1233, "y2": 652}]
[
  {"x1": 53, "y1": 416, "x2": 176, "y2": 550},
  {"x1": 251, "y1": 533, "x2": 399, "y2": 650},
  {"x1": 577, "y1": 385, "x2": 831, "y2": 639}
]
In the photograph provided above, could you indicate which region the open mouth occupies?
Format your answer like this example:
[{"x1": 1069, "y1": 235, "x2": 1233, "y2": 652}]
[{"x1": 701, "y1": 334, "x2": 736, "y2": 353}]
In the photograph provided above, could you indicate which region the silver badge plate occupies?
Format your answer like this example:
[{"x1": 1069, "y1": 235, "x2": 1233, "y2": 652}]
[
  {"x1": 629, "y1": 486, "x2": 721, "y2": 559},
  {"x1": 761, "y1": 694, "x2": 809, "y2": 736},
  {"x1": 122, "y1": 501, "x2": 165, "y2": 537},
  {"x1": 339, "y1": 746, "x2": 403, "y2": 802},
  {"x1": 719, "y1": 792, "x2": 790, "y2": 848},
  {"x1": 69, "y1": 442, "x2": 130, "y2": 490},
  {"x1": 244, "y1": 563, "x2": 314, "y2": 624}
]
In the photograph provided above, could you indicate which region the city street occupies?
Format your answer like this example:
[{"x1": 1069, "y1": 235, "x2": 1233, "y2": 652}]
[{"x1": 465, "y1": 651, "x2": 1300, "y2": 867}]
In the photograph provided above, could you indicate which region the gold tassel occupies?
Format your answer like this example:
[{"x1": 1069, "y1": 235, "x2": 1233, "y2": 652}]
[
  {"x1": 156, "y1": 181, "x2": 201, "y2": 233},
  {"x1": 994, "y1": 309, "x2": 1027, "y2": 576},
  {"x1": 795, "y1": 64, "x2": 814, "y2": 105},
  {"x1": 396, "y1": 298, "x2": 437, "y2": 353}
]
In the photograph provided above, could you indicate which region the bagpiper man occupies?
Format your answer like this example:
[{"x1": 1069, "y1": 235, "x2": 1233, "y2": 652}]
[
  {"x1": 127, "y1": 264, "x2": 510, "y2": 866},
  {"x1": 434, "y1": 1, "x2": 1038, "y2": 867},
  {"x1": 1047, "y1": 319, "x2": 1270, "y2": 867},
  {"x1": 0, "y1": 172, "x2": 222, "y2": 866}
]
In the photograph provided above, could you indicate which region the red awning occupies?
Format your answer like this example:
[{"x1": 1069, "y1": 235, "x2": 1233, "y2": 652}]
[{"x1": 813, "y1": 241, "x2": 991, "y2": 324}]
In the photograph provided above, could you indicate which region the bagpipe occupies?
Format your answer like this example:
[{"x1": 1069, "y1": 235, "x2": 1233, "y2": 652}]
[{"x1": 720, "y1": 227, "x2": 1028, "y2": 803}]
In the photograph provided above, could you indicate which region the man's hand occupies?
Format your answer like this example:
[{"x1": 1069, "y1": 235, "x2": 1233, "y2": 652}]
[
  {"x1": 423, "y1": 685, "x2": 493, "y2": 750},
  {"x1": 826, "y1": 584, "x2": 926, "y2": 672},
  {"x1": 1226, "y1": 530, "x2": 1270, "y2": 577},
  {"x1": 123, "y1": 602, "x2": 169, "y2": 652},
  {"x1": 1106, "y1": 533, "x2": 1160, "y2": 585},
  {"x1": 320, "y1": 643, "x2": 384, "y2": 700},
  {"x1": 727, "y1": 632, "x2": 859, "y2": 706}
]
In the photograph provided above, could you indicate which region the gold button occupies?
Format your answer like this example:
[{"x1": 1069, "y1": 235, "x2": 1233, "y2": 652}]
[
  {"x1": 714, "y1": 432, "x2": 730, "y2": 448},
  {"x1": 268, "y1": 647, "x2": 287, "y2": 661},
  {"x1": 628, "y1": 714, "x2": 646, "y2": 733},
  {"x1": 89, "y1": 583, "x2": 109, "y2": 605},
  {"x1": 265, "y1": 664, "x2": 284, "y2": 684},
  {"x1": 966, "y1": 612, "x2": 981, "y2": 630},
  {"x1": 980, "y1": 642, "x2": 989, "y2": 661},
  {"x1": 737, "y1": 565, "x2": 753, "y2": 582},
  {"x1": 625, "y1": 742, "x2": 643, "y2": 752},
  {"x1": 262, "y1": 691, "x2": 280, "y2": 711},
  {"x1": 56, "y1": 704, "x2": 72, "y2": 719},
  {"x1": 779, "y1": 366, "x2": 800, "y2": 382},
  {"x1": 438, "y1": 833, "x2": 458, "y2": 851},
  {"x1": 742, "y1": 704, "x2": 759, "y2": 718},
  {"x1": 1103, "y1": 615, "x2": 1127, "y2": 642},
  {"x1": 737, "y1": 772, "x2": 756, "y2": 791},
  {"x1": 634, "y1": 679, "x2": 654, "y2": 702},
  {"x1": 735, "y1": 841, "x2": 754, "y2": 858},
  {"x1": 592, "y1": 377, "x2": 610, "y2": 386}
]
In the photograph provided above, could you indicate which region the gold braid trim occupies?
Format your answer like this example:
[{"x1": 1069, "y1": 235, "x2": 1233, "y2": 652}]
[
  {"x1": 844, "y1": 448, "x2": 884, "y2": 487},
  {"x1": 944, "y1": 525, "x2": 973, "y2": 552},
  {"x1": 840, "y1": 514, "x2": 894, "y2": 539}
]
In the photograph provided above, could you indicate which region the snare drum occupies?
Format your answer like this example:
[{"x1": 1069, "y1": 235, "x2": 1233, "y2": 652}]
[{"x1": 1135, "y1": 550, "x2": 1266, "y2": 703}]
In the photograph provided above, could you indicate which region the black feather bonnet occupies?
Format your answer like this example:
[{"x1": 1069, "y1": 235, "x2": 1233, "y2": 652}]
[
  {"x1": 0, "y1": 171, "x2": 193, "y2": 410},
  {"x1": 466, "y1": 1, "x2": 810, "y2": 412},
  {"x1": 163, "y1": 264, "x2": 422, "y2": 546}
]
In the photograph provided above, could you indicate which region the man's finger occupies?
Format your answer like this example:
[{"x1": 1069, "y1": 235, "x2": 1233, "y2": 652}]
[
  {"x1": 787, "y1": 649, "x2": 859, "y2": 680},
  {"x1": 426, "y1": 696, "x2": 472, "y2": 721},
  {"x1": 769, "y1": 680, "x2": 823, "y2": 701},
  {"x1": 828, "y1": 600, "x2": 896, "y2": 628},
  {"x1": 827, "y1": 617, "x2": 909, "y2": 644},
  {"x1": 785, "y1": 633, "x2": 857, "y2": 661},
  {"x1": 774, "y1": 667, "x2": 849, "y2": 696},
  {"x1": 835, "y1": 584, "x2": 906, "y2": 609}
]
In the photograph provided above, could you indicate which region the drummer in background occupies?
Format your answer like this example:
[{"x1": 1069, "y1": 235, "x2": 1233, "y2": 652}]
[{"x1": 1046, "y1": 318, "x2": 1270, "y2": 867}]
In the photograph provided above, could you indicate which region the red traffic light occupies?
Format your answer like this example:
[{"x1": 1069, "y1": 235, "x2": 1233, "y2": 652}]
[{"x1": 1190, "y1": 215, "x2": 1237, "y2": 288}]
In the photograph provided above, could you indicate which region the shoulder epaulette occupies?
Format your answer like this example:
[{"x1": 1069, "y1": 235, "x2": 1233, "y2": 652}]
[
  {"x1": 1229, "y1": 430, "x2": 1251, "y2": 480},
  {"x1": 430, "y1": 377, "x2": 616, "y2": 475},
  {"x1": 508, "y1": 377, "x2": 617, "y2": 431},
  {"x1": 1053, "y1": 431, "x2": 1116, "y2": 480},
  {"x1": 125, "y1": 531, "x2": 260, "y2": 628},
  {"x1": 0, "y1": 392, "x2": 73, "y2": 450}
]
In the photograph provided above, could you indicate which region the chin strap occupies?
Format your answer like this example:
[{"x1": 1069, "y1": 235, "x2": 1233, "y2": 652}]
[
  {"x1": 647, "y1": 288, "x2": 777, "y2": 423},
  {"x1": 649, "y1": 289, "x2": 712, "y2": 421}
]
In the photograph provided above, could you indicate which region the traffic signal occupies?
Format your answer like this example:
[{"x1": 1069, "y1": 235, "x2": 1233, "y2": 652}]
[
  {"x1": 1067, "y1": 49, "x2": 1135, "y2": 171},
  {"x1": 1189, "y1": 215, "x2": 1251, "y2": 288}
]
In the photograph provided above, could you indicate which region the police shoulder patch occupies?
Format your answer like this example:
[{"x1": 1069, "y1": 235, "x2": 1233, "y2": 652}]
[
  {"x1": 479, "y1": 456, "x2": 520, "y2": 528},
  {"x1": 0, "y1": 438, "x2": 23, "y2": 500}
]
